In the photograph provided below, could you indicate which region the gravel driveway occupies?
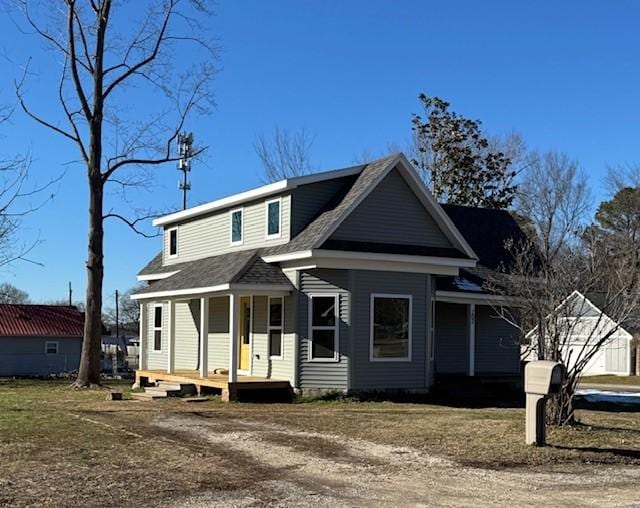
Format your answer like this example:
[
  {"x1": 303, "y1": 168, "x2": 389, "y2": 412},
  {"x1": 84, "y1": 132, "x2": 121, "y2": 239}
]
[{"x1": 156, "y1": 413, "x2": 640, "y2": 507}]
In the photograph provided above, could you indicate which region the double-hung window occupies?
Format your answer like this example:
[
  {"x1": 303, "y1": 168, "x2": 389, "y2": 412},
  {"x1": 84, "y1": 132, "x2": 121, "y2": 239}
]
[
  {"x1": 168, "y1": 228, "x2": 178, "y2": 257},
  {"x1": 45, "y1": 341, "x2": 59, "y2": 355},
  {"x1": 269, "y1": 297, "x2": 283, "y2": 358},
  {"x1": 370, "y1": 294, "x2": 412, "y2": 361},
  {"x1": 230, "y1": 208, "x2": 243, "y2": 245},
  {"x1": 309, "y1": 295, "x2": 339, "y2": 361},
  {"x1": 153, "y1": 305, "x2": 163, "y2": 351},
  {"x1": 265, "y1": 198, "x2": 281, "y2": 238}
]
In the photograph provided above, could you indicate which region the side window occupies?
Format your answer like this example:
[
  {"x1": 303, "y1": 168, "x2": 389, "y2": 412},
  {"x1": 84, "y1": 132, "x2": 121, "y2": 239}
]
[
  {"x1": 269, "y1": 297, "x2": 283, "y2": 358},
  {"x1": 45, "y1": 341, "x2": 59, "y2": 355},
  {"x1": 370, "y1": 294, "x2": 412, "y2": 361},
  {"x1": 168, "y1": 228, "x2": 178, "y2": 257},
  {"x1": 153, "y1": 305, "x2": 163, "y2": 351},
  {"x1": 230, "y1": 208, "x2": 243, "y2": 244},
  {"x1": 266, "y1": 199, "x2": 281, "y2": 238},
  {"x1": 309, "y1": 295, "x2": 339, "y2": 361}
]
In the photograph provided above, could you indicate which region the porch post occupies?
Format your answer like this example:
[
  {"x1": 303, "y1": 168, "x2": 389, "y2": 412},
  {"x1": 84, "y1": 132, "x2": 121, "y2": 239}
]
[
  {"x1": 468, "y1": 304, "x2": 476, "y2": 376},
  {"x1": 139, "y1": 303, "x2": 147, "y2": 370},
  {"x1": 228, "y1": 293, "x2": 239, "y2": 383},
  {"x1": 167, "y1": 300, "x2": 176, "y2": 374},
  {"x1": 199, "y1": 297, "x2": 209, "y2": 378}
]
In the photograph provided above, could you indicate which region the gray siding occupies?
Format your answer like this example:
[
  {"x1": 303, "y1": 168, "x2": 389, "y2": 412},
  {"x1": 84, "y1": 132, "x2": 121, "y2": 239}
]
[
  {"x1": 330, "y1": 169, "x2": 452, "y2": 248},
  {"x1": 163, "y1": 194, "x2": 291, "y2": 265},
  {"x1": 270, "y1": 294, "x2": 296, "y2": 383},
  {"x1": 208, "y1": 296, "x2": 229, "y2": 370},
  {"x1": 174, "y1": 300, "x2": 200, "y2": 370},
  {"x1": 290, "y1": 176, "x2": 355, "y2": 236},
  {"x1": 350, "y1": 270, "x2": 431, "y2": 390},
  {"x1": 434, "y1": 302, "x2": 468, "y2": 374},
  {"x1": 0, "y1": 336, "x2": 82, "y2": 376},
  {"x1": 298, "y1": 269, "x2": 350, "y2": 390},
  {"x1": 475, "y1": 306, "x2": 520, "y2": 375}
]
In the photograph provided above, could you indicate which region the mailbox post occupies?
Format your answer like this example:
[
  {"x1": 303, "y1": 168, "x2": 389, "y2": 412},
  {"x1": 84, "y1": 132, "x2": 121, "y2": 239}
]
[{"x1": 524, "y1": 360, "x2": 564, "y2": 446}]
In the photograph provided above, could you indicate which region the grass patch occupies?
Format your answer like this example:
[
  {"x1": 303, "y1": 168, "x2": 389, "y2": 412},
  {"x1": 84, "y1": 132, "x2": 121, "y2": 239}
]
[{"x1": 1, "y1": 380, "x2": 640, "y2": 506}]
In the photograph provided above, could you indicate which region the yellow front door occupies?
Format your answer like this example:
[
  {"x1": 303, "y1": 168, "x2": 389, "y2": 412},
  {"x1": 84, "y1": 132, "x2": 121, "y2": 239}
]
[{"x1": 238, "y1": 296, "x2": 251, "y2": 371}]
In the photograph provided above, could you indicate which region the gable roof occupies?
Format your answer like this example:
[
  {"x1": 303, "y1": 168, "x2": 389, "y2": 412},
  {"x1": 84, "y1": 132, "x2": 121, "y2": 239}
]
[
  {"x1": 262, "y1": 153, "x2": 477, "y2": 261},
  {"x1": 0, "y1": 305, "x2": 85, "y2": 337},
  {"x1": 132, "y1": 249, "x2": 292, "y2": 299}
]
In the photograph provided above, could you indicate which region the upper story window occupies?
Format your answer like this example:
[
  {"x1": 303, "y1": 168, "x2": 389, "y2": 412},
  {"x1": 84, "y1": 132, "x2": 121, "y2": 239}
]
[
  {"x1": 308, "y1": 294, "x2": 339, "y2": 361},
  {"x1": 370, "y1": 294, "x2": 412, "y2": 362},
  {"x1": 266, "y1": 198, "x2": 281, "y2": 239},
  {"x1": 230, "y1": 208, "x2": 243, "y2": 245},
  {"x1": 168, "y1": 228, "x2": 178, "y2": 257}
]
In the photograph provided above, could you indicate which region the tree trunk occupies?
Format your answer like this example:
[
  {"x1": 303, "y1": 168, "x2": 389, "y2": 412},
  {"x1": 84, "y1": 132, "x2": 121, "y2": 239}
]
[{"x1": 74, "y1": 174, "x2": 104, "y2": 387}]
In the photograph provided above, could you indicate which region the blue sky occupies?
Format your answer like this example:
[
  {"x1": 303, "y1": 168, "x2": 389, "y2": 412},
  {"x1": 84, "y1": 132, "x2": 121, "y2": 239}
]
[{"x1": 0, "y1": 0, "x2": 638, "y2": 303}]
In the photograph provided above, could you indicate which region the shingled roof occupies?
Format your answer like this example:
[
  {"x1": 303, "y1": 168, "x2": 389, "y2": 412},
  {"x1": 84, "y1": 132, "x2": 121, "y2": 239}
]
[
  {"x1": 0, "y1": 305, "x2": 85, "y2": 337},
  {"x1": 436, "y1": 204, "x2": 530, "y2": 294},
  {"x1": 262, "y1": 154, "x2": 398, "y2": 257},
  {"x1": 134, "y1": 249, "x2": 292, "y2": 296}
]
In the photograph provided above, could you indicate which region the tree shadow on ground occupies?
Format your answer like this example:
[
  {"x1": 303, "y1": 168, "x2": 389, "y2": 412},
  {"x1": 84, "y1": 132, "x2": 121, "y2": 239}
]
[{"x1": 549, "y1": 444, "x2": 640, "y2": 461}]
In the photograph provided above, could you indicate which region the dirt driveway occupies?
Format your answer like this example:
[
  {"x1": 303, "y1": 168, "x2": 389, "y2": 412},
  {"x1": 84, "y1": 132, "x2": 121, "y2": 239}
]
[{"x1": 156, "y1": 412, "x2": 640, "y2": 507}]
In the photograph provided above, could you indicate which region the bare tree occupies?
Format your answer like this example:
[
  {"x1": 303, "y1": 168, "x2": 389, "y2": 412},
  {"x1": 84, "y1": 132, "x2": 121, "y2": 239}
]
[
  {"x1": 514, "y1": 151, "x2": 591, "y2": 263},
  {"x1": 254, "y1": 126, "x2": 314, "y2": 183},
  {"x1": 0, "y1": 282, "x2": 30, "y2": 303},
  {"x1": 103, "y1": 284, "x2": 143, "y2": 329},
  {"x1": 13, "y1": 0, "x2": 217, "y2": 387},
  {"x1": 488, "y1": 238, "x2": 639, "y2": 426}
]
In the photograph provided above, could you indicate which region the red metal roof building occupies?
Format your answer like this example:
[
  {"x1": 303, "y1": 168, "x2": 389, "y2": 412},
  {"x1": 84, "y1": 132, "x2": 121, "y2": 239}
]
[{"x1": 0, "y1": 305, "x2": 85, "y2": 337}]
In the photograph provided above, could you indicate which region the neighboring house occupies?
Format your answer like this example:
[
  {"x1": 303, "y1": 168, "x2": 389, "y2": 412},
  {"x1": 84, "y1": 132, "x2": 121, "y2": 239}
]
[
  {"x1": 526, "y1": 291, "x2": 633, "y2": 376},
  {"x1": 0, "y1": 304, "x2": 85, "y2": 376},
  {"x1": 132, "y1": 153, "x2": 523, "y2": 399}
]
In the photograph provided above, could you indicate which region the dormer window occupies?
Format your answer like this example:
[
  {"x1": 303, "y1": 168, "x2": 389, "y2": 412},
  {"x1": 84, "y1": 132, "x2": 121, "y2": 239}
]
[
  {"x1": 168, "y1": 228, "x2": 178, "y2": 257},
  {"x1": 230, "y1": 208, "x2": 243, "y2": 245},
  {"x1": 266, "y1": 198, "x2": 281, "y2": 239}
]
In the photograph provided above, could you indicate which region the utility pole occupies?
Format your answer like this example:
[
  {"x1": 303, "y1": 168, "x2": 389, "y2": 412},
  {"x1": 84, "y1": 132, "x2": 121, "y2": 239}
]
[
  {"x1": 177, "y1": 132, "x2": 194, "y2": 210},
  {"x1": 68, "y1": 282, "x2": 72, "y2": 306}
]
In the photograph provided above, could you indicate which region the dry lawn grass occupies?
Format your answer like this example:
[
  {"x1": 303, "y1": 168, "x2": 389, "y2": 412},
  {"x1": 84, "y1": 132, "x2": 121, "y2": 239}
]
[{"x1": 1, "y1": 379, "x2": 640, "y2": 507}]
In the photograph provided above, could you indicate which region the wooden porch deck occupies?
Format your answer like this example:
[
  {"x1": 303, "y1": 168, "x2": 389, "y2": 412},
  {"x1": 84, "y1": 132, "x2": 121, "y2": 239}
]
[{"x1": 135, "y1": 369, "x2": 292, "y2": 401}]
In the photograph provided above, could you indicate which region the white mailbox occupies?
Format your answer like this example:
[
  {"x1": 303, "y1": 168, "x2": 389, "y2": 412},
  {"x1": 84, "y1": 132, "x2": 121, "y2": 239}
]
[
  {"x1": 525, "y1": 360, "x2": 564, "y2": 396},
  {"x1": 524, "y1": 360, "x2": 564, "y2": 446}
]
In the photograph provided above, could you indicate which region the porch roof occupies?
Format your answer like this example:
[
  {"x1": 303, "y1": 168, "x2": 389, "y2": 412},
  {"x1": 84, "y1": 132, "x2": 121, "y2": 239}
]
[{"x1": 132, "y1": 249, "x2": 293, "y2": 299}]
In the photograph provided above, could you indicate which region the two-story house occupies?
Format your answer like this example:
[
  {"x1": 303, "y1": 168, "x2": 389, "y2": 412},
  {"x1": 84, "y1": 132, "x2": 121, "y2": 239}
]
[{"x1": 132, "y1": 153, "x2": 522, "y2": 400}]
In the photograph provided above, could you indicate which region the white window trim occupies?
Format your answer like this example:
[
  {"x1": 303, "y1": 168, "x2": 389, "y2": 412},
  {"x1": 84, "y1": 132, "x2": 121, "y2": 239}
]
[
  {"x1": 265, "y1": 197, "x2": 282, "y2": 240},
  {"x1": 152, "y1": 304, "x2": 163, "y2": 352},
  {"x1": 167, "y1": 227, "x2": 178, "y2": 258},
  {"x1": 369, "y1": 293, "x2": 413, "y2": 362},
  {"x1": 230, "y1": 207, "x2": 244, "y2": 246},
  {"x1": 45, "y1": 341, "x2": 59, "y2": 355},
  {"x1": 268, "y1": 295, "x2": 284, "y2": 360},
  {"x1": 308, "y1": 293, "x2": 340, "y2": 362}
]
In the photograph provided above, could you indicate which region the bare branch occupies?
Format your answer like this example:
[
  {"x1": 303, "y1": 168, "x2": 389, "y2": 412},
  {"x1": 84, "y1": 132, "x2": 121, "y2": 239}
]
[
  {"x1": 103, "y1": 211, "x2": 159, "y2": 238},
  {"x1": 102, "y1": 0, "x2": 176, "y2": 100}
]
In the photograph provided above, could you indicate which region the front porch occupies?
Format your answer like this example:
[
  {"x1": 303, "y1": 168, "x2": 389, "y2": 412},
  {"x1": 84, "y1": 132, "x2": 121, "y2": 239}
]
[{"x1": 135, "y1": 368, "x2": 292, "y2": 401}]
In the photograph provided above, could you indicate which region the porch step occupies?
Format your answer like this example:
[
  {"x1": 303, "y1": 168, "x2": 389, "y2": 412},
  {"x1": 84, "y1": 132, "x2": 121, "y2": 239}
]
[
  {"x1": 130, "y1": 391, "x2": 168, "y2": 400},
  {"x1": 144, "y1": 386, "x2": 181, "y2": 397}
]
